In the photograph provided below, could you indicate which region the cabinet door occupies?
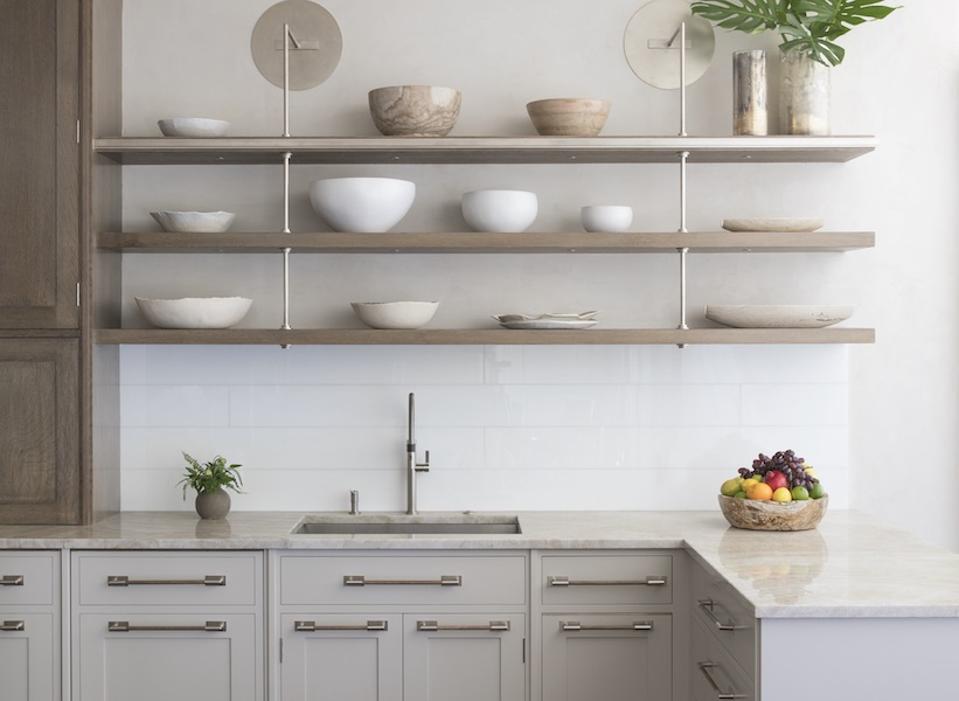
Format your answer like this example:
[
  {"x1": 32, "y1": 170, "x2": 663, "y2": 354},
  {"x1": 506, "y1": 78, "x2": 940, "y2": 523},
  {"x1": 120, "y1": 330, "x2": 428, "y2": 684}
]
[
  {"x1": 404, "y1": 613, "x2": 526, "y2": 701},
  {"x1": 0, "y1": 339, "x2": 80, "y2": 524},
  {"x1": 0, "y1": 613, "x2": 58, "y2": 701},
  {"x1": 541, "y1": 613, "x2": 671, "y2": 701},
  {"x1": 0, "y1": 0, "x2": 80, "y2": 329},
  {"x1": 280, "y1": 614, "x2": 402, "y2": 701},
  {"x1": 76, "y1": 613, "x2": 260, "y2": 701}
]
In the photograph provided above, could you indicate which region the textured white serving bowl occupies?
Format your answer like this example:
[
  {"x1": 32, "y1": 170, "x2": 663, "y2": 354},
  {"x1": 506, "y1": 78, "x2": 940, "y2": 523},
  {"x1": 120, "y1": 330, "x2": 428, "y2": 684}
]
[
  {"x1": 157, "y1": 117, "x2": 230, "y2": 138},
  {"x1": 581, "y1": 205, "x2": 634, "y2": 233},
  {"x1": 351, "y1": 301, "x2": 439, "y2": 330},
  {"x1": 461, "y1": 190, "x2": 538, "y2": 233},
  {"x1": 705, "y1": 305, "x2": 853, "y2": 329},
  {"x1": 135, "y1": 297, "x2": 253, "y2": 329},
  {"x1": 310, "y1": 177, "x2": 416, "y2": 233},
  {"x1": 150, "y1": 211, "x2": 236, "y2": 233}
]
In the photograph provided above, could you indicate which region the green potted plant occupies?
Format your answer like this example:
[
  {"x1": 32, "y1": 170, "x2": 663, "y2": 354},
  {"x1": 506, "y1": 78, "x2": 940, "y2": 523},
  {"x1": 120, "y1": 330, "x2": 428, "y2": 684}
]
[
  {"x1": 691, "y1": 0, "x2": 898, "y2": 134},
  {"x1": 177, "y1": 453, "x2": 243, "y2": 520}
]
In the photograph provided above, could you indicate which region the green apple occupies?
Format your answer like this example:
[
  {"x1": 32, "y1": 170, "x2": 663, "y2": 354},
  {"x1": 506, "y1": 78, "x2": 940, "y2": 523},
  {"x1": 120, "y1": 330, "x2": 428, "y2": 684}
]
[
  {"x1": 810, "y1": 482, "x2": 826, "y2": 499},
  {"x1": 791, "y1": 486, "x2": 810, "y2": 501}
]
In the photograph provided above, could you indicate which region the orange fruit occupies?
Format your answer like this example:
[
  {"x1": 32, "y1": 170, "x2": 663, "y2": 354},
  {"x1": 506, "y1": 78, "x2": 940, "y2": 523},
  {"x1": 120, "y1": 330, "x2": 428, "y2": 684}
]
[{"x1": 746, "y1": 482, "x2": 773, "y2": 501}]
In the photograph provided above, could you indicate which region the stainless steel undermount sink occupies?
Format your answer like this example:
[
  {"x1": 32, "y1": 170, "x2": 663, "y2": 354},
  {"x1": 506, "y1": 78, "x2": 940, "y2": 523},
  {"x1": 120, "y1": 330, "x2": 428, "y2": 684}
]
[{"x1": 292, "y1": 515, "x2": 521, "y2": 535}]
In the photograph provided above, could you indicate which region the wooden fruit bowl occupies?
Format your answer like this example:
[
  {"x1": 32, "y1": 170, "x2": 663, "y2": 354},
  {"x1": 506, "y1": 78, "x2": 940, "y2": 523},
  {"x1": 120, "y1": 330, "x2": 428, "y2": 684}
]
[{"x1": 718, "y1": 494, "x2": 828, "y2": 531}]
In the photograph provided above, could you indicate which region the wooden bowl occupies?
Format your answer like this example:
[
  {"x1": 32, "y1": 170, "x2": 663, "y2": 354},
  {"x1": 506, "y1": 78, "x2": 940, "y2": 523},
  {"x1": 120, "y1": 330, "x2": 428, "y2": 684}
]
[{"x1": 718, "y1": 494, "x2": 828, "y2": 531}]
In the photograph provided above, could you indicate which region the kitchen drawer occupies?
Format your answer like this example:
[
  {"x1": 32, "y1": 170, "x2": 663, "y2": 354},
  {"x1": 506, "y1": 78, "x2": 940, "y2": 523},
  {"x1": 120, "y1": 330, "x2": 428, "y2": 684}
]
[
  {"x1": 279, "y1": 552, "x2": 527, "y2": 607},
  {"x1": 0, "y1": 552, "x2": 58, "y2": 606},
  {"x1": 539, "y1": 552, "x2": 672, "y2": 606},
  {"x1": 74, "y1": 551, "x2": 260, "y2": 607},
  {"x1": 691, "y1": 618, "x2": 754, "y2": 701},
  {"x1": 690, "y1": 559, "x2": 756, "y2": 679}
]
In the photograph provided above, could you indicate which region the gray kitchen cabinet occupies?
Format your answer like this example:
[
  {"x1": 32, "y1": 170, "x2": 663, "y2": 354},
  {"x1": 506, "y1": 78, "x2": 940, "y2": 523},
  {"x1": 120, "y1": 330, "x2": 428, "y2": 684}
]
[
  {"x1": 404, "y1": 613, "x2": 526, "y2": 701},
  {"x1": 279, "y1": 613, "x2": 403, "y2": 701},
  {"x1": 0, "y1": 551, "x2": 60, "y2": 701},
  {"x1": 540, "y1": 613, "x2": 672, "y2": 701},
  {"x1": 75, "y1": 612, "x2": 259, "y2": 701}
]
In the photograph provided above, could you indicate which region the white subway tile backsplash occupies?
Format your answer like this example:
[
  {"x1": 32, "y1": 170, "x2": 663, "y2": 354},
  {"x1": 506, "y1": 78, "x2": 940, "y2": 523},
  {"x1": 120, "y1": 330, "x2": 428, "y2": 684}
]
[{"x1": 117, "y1": 345, "x2": 850, "y2": 512}]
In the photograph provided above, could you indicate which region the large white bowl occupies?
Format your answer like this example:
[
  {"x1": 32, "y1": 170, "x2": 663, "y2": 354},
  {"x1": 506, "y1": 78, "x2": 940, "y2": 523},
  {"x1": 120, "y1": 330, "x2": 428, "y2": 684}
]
[
  {"x1": 705, "y1": 305, "x2": 853, "y2": 329},
  {"x1": 581, "y1": 205, "x2": 633, "y2": 233},
  {"x1": 309, "y1": 177, "x2": 416, "y2": 233},
  {"x1": 461, "y1": 190, "x2": 538, "y2": 233},
  {"x1": 136, "y1": 297, "x2": 253, "y2": 329},
  {"x1": 157, "y1": 117, "x2": 230, "y2": 138},
  {"x1": 150, "y1": 211, "x2": 236, "y2": 233},
  {"x1": 351, "y1": 301, "x2": 439, "y2": 330}
]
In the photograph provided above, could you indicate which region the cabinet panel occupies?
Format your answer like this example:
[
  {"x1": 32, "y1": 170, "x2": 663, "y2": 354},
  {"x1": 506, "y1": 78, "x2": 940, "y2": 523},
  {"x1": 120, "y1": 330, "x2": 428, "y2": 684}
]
[
  {"x1": 691, "y1": 618, "x2": 754, "y2": 701},
  {"x1": 0, "y1": 339, "x2": 80, "y2": 524},
  {"x1": 76, "y1": 612, "x2": 260, "y2": 701},
  {"x1": 541, "y1": 613, "x2": 671, "y2": 701},
  {"x1": 540, "y1": 552, "x2": 672, "y2": 606},
  {"x1": 404, "y1": 613, "x2": 526, "y2": 701},
  {"x1": 0, "y1": 552, "x2": 58, "y2": 605},
  {"x1": 0, "y1": 612, "x2": 57, "y2": 701},
  {"x1": 0, "y1": 0, "x2": 79, "y2": 328},
  {"x1": 280, "y1": 614, "x2": 402, "y2": 701},
  {"x1": 690, "y1": 558, "x2": 756, "y2": 679},
  {"x1": 74, "y1": 551, "x2": 259, "y2": 606},
  {"x1": 279, "y1": 552, "x2": 526, "y2": 607}
]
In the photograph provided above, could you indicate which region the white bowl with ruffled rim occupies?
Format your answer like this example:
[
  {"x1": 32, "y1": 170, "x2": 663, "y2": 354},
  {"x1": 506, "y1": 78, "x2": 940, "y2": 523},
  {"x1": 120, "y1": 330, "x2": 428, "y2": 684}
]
[
  {"x1": 157, "y1": 117, "x2": 230, "y2": 137},
  {"x1": 351, "y1": 301, "x2": 439, "y2": 329},
  {"x1": 136, "y1": 297, "x2": 252, "y2": 329}
]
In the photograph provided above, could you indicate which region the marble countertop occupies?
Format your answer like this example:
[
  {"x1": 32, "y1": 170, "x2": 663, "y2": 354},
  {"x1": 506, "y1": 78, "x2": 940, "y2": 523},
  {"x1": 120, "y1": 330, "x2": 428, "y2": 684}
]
[{"x1": 1, "y1": 510, "x2": 957, "y2": 619}]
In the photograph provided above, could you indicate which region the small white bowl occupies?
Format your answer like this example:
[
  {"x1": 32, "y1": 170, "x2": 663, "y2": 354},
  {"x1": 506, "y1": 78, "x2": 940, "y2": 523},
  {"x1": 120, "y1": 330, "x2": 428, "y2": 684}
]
[
  {"x1": 150, "y1": 211, "x2": 236, "y2": 233},
  {"x1": 310, "y1": 177, "x2": 416, "y2": 233},
  {"x1": 581, "y1": 205, "x2": 633, "y2": 233},
  {"x1": 461, "y1": 190, "x2": 538, "y2": 233},
  {"x1": 351, "y1": 301, "x2": 439, "y2": 330},
  {"x1": 136, "y1": 297, "x2": 252, "y2": 329},
  {"x1": 157, "y1": 118, "x2": 230, "y2": 138}
]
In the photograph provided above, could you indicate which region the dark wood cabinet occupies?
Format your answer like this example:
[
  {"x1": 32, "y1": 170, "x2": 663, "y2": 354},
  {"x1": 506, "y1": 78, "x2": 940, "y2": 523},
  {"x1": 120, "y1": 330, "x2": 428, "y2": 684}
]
[
  {"x1": 0, "y1": 338, "x2": 80, "y2": 523},
  {"x1": 0, "y1": 0, "x2": 80, "y2": 329}
]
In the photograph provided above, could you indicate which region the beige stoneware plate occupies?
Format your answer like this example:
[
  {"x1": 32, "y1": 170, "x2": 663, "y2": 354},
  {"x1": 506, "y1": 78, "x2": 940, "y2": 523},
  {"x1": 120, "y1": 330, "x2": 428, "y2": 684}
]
[
  {"x1": 722, "y1": 218, "x2": 825, "y2": 232},
  {"x1": 705, "y1": 305, "x2": 853, "y2": 329}
]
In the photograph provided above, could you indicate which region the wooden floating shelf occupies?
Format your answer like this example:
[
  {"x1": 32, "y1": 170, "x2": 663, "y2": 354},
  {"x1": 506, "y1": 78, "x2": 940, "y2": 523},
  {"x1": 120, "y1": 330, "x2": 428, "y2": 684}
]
[
  {"x1": 93, "y1": 135, "x2": 878, "y2": 165},
  {"x1": 94, "y1": 328, "x2": 875, "y2": 346},
  {"x1": 98, "y1": 231, "x2": 875, "y2": 253}
]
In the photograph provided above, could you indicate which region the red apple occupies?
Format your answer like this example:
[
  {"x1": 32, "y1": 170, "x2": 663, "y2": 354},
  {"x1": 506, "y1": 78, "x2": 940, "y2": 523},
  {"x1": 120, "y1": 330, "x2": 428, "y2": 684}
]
[{"x1": 764, "y1": 470, "x2": 788, "y2": 491}]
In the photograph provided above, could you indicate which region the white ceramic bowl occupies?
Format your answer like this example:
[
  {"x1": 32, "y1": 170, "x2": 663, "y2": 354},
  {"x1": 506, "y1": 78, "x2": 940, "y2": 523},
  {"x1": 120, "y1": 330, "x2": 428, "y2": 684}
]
[
  {"x1": 581, "y1": 205, "x2": 633, "y2": 233},
  {"x1": 150, "y1": 211, "x2": 236, "y2": 233},
  {"x1": 309, "y1": 177, "x2": 416, "y2": 233},
  {"x1": 461, "y1": 190, "x2": 538, "y2": 233},
  {"x1": 157, "y1": 118, "x2": 230, "y2": 138},
  {"x1": 135, "y1": 297, "x2": 253, "y2": 329},
  {"x1": 351, "y1": 301, "x2": 439, "y2": 330}
]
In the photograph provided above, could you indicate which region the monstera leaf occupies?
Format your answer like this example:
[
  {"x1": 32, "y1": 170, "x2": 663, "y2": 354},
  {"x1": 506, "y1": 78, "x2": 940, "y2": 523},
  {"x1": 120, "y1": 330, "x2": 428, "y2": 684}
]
[{"x1": 690, "y1": 0, "x2": 898, "y2": 66}]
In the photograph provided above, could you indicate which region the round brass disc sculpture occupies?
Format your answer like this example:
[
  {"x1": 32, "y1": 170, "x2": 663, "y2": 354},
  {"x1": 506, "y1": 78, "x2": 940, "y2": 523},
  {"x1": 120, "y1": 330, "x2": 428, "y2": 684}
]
[
  {"x1": 624, "y1": 0, "x2": 715, "y2": 90},
  {"x1": 251, "y1": 0, "x2": 342, "y2": 90}
]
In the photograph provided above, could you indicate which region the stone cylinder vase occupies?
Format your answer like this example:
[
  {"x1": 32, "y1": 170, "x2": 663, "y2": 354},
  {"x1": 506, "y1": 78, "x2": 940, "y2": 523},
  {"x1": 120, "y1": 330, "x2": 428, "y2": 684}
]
[
  {"x1": 733, "y1": 50, "x2": 767, "y2": 136},
  {"x1": 780, "y1": 51, "x2": 830, "y2": 135},
  {"x1": 195, "y1": 488, "x2": 231, "y2": 520}
]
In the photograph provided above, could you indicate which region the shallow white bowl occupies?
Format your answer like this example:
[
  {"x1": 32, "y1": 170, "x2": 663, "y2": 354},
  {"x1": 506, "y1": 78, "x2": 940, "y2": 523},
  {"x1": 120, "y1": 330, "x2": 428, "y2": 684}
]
[
  {"x1": 150, "y1": 211, "x2": 236, "y2": 233},
  {"x1": 581, "y1": 205, "x2": 633, "y2": 233},
  {"x1": 136, "y1": 297, "x2": 252, "y2": 329},
  {"x1": 705, "y1": 305, "x2": 853, "y2": 329},
  {"x1": 461, "y1": 190, "x2": 538, "y2": 233},
  {"x1": 351, "y1": 301, "x2": 439, "y2": 330},
  {"x1": 310, "y1": 177, "x2": 416, "y2": 233},
  {"x1": 157, "y1": 117, "x2": 230, "y2": 138}
]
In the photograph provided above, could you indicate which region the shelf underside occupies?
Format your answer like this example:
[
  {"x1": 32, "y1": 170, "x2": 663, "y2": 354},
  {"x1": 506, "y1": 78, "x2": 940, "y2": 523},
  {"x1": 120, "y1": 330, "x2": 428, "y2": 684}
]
[
  {"x1": 93, "y1": 136, "x2": 878, "y2": 165},
  {"x1": 99, "y1": 231, "x2": 875, "y2": 253},
  {"x1": 95, "y1": 328, "x2": 875, "y2": 346}
]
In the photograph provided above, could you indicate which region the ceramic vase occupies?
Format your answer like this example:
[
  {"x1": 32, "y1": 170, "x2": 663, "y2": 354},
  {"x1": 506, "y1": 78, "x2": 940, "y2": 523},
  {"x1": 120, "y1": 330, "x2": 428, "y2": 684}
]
[
  {"x1": 733, "y1": 50, "x2": 767, "y2": 136},
  {"x1": 195, "y1": 488, "x2": 231, "y2": 520},
  {"x1": 780, "y1": 50, "x2": 830, "y2": 135}
]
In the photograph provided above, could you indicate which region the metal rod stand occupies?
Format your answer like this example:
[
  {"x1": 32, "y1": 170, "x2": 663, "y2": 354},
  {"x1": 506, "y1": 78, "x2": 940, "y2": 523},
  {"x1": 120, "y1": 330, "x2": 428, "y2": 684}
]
[
  {"x1": 280, "y1": 149, "x2": 293, "y2": 348},
  {"x1": 675, "y1": 21, "x2": 689, "y2": 347}
]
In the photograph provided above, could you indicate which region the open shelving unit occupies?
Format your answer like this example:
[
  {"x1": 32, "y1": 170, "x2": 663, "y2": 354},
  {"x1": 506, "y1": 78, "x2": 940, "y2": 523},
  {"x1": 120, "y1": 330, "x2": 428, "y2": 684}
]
[{"x1": 95, "y1": 27, "x2": 877, "y2": 348}]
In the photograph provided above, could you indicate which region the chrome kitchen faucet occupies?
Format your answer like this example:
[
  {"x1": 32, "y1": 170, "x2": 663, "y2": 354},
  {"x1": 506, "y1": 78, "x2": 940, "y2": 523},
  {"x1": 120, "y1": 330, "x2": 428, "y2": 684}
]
[{"x1": 406, "y1": 392, "x2": 431, "y2": 515}]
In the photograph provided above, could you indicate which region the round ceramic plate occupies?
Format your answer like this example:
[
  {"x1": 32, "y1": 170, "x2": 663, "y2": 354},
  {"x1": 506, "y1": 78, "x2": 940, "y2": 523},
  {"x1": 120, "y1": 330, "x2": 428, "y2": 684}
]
[
  {"x1": 722, "y1": 218, "x2": 825, "y2": 233},
  {"x1": 705, "y1": 305, "x2": 853, "y2": 329},
  {"x1": 498, "y1": 319, "x2": 598, "y2": 330}
]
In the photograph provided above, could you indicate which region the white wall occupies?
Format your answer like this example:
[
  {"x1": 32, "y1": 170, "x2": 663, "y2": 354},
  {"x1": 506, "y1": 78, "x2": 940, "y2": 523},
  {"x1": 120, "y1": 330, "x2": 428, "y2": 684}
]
[{"x1": 114, "y1": 0, "x2": 959, "y2": 548}]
